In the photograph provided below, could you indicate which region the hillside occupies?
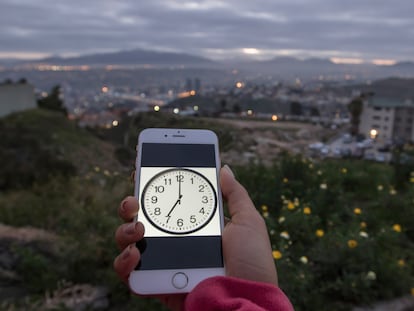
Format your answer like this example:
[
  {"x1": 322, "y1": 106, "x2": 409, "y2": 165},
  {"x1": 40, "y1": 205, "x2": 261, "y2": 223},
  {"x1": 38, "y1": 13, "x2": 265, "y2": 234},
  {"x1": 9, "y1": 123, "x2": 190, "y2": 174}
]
[
  {"x1": 0, "y1": 109, "x2": 413, "y2": 311},
  {"x1": 0, "y1": 108, "x2": 125, "y2": 190}
]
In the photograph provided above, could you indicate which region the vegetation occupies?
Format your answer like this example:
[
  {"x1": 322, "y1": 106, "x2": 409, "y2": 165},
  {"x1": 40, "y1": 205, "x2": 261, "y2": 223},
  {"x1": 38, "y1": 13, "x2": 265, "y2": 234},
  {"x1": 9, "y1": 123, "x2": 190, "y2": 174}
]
[
  {"x1": 37, "y1": 85, "x2": 68, "y2": 116},
  {"x1": 0, "y1": 110, "x2": 413, "y2": 310}
]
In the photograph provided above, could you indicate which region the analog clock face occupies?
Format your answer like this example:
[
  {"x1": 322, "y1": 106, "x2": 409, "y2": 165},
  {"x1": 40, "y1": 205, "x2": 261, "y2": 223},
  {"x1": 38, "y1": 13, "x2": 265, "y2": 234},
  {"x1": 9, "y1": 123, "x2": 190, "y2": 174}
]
[{"x1": 141, "y1": 168, "x2": 217, "y2": 234}]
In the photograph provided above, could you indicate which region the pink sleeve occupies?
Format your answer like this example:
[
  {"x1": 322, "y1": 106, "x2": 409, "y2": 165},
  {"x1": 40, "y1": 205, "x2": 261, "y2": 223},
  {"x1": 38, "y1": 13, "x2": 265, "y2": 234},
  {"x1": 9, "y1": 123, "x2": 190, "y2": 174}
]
[{"x1": 185, "y1": 276, "x2": 294, "y2": 311}]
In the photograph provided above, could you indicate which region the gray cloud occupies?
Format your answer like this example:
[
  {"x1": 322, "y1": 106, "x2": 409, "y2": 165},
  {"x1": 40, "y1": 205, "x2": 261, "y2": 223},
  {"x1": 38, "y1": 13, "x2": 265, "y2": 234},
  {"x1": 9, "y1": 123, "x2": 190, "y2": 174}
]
[{"x1": 0, "y1": 0, "x2": 413, "y2": 61}]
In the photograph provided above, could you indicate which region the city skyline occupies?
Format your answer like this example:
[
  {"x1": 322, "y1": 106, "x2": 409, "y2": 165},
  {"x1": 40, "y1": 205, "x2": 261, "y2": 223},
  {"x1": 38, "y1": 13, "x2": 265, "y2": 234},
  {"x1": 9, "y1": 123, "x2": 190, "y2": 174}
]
[{"x1": 1, "y1": 0, "x2": 413, "y2": 64}]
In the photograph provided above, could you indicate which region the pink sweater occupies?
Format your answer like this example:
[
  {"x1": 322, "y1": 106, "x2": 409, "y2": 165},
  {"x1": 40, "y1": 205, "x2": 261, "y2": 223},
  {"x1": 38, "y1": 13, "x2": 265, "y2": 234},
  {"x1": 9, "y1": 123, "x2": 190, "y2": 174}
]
[{"x1": 185, "y1": 276, "x2": 294, "y2": 311}]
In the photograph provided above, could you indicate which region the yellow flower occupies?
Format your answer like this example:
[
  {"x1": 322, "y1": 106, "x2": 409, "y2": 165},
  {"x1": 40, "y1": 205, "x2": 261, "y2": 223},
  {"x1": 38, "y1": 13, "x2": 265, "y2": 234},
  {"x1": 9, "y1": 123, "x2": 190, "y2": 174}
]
[
  {"x1": 389, "y1": 188, "x2": 397, "y2": 195},
  {"x1": 359, "y1": 231, "x2": 369, "y2": 238},
  {"x1": 283, "y1": 178, "x2": 289, "y2": 183},
  {"x1": 377, "y1": 185, "x2": 383, "y2": 191},
  {"x1": 299, "y1": 256, "x2": 308, "y2": 264},
  {"x1": 262, "y1": 211, "x2": 269, "y2": 218},
  {"x1": 103, "y1": 169, "x2": 111, "y2": 176},
  {"x1": 348, "y1": 239, "x2": 358, "y2": 248},
  {"x1": 320, "y1": 183, "x2": 327, "y2": 190},
  {"x1": 278, "y1": 216, "x2": 286, "y2": 223},
  {"x1": 287, "y1": 201, "x2": 295, "y2": 210},
  {"x1": 398, "y1": 259, "x2": 405, "y2": 267},
  {"x1": 392, "y1": 224, "x2": 402, "y2": 232},
  {"x1": 411, "y1": 287, "x2": 414, "y2": 296},
  {"x1": 360, "y1": 222, "x2": 367, "y2": 229},
  {"x1": 272, "y1": 250, "x2": 282, "y2": 260},
  {"x1": 354, "y1": 208, "x2": 362, "y2": 215},
  {"x1": 308, "y1": 163, "x2": 314, "y2": 169},
  {"x1": 341, "y1": 168, "x2": 347, "y2": 174},
  {"x1": 315, "y1": 229, "x2": 324, "y2": 237},
  {"x1": 317, "y1": 170, "x2": 322, "y2": 175},
  {"x1": 303, "y1": 207, "x2": 311, "y2": 215},
  {"x1": 261, "y1": 205, "x2": 268, "y2": 212},
  {"x1": 94, "y1": 166, "x2": 101, "y2": 172}
]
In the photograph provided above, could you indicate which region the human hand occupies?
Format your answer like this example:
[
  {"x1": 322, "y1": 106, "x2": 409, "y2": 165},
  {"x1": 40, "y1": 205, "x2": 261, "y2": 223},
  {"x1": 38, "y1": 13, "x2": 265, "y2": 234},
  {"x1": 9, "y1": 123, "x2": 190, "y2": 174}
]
[{"x1": 113, "y1": 165, "x2": 278, "y2": 310}]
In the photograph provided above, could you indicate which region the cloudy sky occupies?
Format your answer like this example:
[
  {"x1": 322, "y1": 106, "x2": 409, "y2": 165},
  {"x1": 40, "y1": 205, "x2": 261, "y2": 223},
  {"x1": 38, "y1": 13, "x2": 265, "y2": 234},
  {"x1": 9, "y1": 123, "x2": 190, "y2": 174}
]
[{"x1": 1, "y1": 0, "x2": 413, "y2": 63}]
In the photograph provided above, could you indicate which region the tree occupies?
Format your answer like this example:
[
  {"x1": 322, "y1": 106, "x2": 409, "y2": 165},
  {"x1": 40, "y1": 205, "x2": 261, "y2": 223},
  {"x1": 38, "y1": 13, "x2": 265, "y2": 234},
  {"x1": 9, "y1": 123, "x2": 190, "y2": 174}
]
[
  {"x1": 347, "y1": 97, "x2": 364, "y2": 136},
  {"x1": 37, "y1": 85, "x2": 67, "y2": 116}
]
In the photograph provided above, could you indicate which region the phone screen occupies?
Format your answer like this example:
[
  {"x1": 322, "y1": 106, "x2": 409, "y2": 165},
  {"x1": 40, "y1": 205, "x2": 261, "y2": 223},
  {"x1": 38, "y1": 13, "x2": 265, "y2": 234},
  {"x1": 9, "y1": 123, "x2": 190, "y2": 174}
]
[{"x1": 136, "y1": 142, "x2": 223, "y2": 271}]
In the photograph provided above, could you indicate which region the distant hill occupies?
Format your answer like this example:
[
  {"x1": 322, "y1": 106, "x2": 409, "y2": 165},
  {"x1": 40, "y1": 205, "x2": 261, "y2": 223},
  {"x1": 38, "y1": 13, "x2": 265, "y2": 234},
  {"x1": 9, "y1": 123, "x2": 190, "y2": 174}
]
[
  {"x1": 27, "y1": 49, "x2": 217, "y2": 68},
  {"x1": 5, "y1": 48, "x2": 414, "y2": 79}
]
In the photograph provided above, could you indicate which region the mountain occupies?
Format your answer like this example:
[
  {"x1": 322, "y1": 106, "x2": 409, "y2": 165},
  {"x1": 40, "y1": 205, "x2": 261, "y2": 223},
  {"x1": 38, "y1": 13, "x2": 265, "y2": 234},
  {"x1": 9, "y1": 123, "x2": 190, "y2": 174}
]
[{"x1": 27, "y1": 49, "x2": 217, "y2": 68}]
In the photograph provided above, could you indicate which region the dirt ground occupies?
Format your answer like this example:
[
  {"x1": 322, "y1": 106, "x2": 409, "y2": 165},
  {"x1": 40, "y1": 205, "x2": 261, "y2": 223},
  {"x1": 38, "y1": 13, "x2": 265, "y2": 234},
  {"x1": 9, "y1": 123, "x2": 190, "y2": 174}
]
[{"x1": 210, "y1": 118, "x2": 339, "y2": 165}]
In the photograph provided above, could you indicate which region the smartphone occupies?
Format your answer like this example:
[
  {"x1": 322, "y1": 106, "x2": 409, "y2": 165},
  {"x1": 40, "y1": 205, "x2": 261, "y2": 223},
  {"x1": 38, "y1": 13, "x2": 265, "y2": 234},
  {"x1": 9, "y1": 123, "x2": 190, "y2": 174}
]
[{"x1": 129, "y1": 128, "x2": 225, "y2": 295}]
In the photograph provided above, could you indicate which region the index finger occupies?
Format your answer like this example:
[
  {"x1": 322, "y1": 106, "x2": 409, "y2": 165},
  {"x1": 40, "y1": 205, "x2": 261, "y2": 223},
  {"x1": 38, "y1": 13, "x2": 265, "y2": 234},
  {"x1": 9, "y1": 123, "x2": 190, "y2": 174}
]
[{"x1": 118, "y1": 196, "x2": 139, "y2": 222}]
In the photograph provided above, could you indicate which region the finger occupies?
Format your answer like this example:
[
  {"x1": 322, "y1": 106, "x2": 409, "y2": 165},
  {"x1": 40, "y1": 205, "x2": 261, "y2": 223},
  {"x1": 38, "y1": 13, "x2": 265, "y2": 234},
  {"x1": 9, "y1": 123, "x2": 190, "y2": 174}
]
[
  {"x1": 118, "y1": 196, "x2": 139, "y2": 222},
  {"x1": 115, "y1": 221, "x2": 145, "y2": 250},
  {"x1": 113, "y1": 244, "x2": 140, "y2": 283},
  {"x1": 220, "y1": 165, "x2": 256, "y2": 218}
]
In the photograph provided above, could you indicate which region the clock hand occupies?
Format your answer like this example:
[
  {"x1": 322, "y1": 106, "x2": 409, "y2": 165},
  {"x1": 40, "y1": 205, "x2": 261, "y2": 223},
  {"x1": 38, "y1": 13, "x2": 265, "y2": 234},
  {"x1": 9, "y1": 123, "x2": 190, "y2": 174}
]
[
  {"x1": 178, "y1": 173, "x2": 182, "y2": 204},
  {"x1": 166, "y1": 195, "x2": 183, "y2": 217}
]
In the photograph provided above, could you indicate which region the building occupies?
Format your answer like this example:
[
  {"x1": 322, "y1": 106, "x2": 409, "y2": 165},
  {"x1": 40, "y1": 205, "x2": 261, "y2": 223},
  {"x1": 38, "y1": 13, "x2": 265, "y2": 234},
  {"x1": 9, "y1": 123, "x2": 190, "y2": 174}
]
[
  {"x1": 359, "y1": 97, "x2": 414, "y2": 143},
  {"x1": 0, "y1": 81, "x2": 36, "y2": 117}
]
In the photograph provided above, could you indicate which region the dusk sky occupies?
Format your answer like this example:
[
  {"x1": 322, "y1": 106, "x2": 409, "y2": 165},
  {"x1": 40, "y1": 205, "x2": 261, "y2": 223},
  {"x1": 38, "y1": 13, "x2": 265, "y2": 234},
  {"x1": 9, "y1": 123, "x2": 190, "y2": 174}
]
[{"x1": 1, "y1": 0, "x2": 413, "y2": 64}]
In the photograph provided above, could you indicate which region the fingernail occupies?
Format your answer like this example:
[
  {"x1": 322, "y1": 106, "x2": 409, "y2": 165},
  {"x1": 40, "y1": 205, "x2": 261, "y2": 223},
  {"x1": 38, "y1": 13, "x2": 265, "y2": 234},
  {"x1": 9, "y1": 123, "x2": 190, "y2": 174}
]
[
  {"x1": 120, "y1": 199, "x2": 128, "y2": 213},
  {"x1": 121, "y1": 245, "x2": 131, "y2": 260},
  {"x1": 223, "y1": 164, "x2": 235, "y2": 178},
  {"x1": 124, "y1": 222, "x2": 137, "y2": 234}
]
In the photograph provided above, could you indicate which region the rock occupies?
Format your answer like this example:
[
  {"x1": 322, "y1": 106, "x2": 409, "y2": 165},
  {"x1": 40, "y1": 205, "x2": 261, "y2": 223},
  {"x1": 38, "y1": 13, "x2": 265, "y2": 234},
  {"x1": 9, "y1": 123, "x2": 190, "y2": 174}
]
[
  {"x1": 0, "y1": 223, "x2": 59, "y2": 301},
  {"x1": 43, "y1": 283, "x2": 109, "y2": 311},
  {"x1": 353, "y1": 296, "x2": 414, "y2": 311}
]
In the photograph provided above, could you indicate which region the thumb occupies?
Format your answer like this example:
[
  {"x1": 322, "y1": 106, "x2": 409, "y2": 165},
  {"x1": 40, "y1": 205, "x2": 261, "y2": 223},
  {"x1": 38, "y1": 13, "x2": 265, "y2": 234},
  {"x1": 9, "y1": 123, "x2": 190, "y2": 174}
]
[{"x1": 220, "y1": 165, "x2": 256, "y2": 219}]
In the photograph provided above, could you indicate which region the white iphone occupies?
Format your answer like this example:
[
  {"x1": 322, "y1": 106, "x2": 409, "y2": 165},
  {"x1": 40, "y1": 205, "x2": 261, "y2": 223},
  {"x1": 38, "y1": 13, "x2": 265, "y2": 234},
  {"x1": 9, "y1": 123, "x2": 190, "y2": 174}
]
[{"x1": 129, "y1": 128, "x2": 225, "y2": 295}]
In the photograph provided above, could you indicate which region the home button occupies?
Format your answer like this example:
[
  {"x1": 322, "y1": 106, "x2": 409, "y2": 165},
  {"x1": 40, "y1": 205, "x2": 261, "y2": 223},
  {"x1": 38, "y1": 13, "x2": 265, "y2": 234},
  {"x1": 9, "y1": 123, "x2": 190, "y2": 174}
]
[{"x1": 172, "y1": 272, "x2": 188, "y2": 289}]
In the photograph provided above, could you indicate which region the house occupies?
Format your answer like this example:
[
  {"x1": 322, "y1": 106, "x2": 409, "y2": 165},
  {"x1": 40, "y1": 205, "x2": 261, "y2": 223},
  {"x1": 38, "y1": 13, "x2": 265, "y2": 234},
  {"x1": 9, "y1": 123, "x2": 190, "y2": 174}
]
[
  {"x1": 359, "y1": 97, "x2": 414, "y2": 143},
  {"x1": 0, "y1": 81, "x2": 36, "y2": 117}
]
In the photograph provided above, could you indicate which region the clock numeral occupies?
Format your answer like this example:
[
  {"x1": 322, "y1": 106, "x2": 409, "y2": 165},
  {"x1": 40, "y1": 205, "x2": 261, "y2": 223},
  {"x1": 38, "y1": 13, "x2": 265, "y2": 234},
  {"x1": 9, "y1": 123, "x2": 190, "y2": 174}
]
[
  {"x1": 151, "y1": 196, "x2": 158, "y2": 204},
  {"x1": 202, "y1": 196, "x2": 208, "y2": 203},
  {"x1": 198, "y1": 185, "x2": 205, "y2": 192},
  {"x1": 177, "y1": 218, "x2": 184, "y2": 227},
  {"x1": 165, "y1": 215, "x2": 171, "y2": 223},
  {"x1": 176, "y1": 175, "x2": 184, "y2": 182},
  {"x1": 154, "y1": 208, "x2": 161, "y2": 215},
  {"x1": 164, "y1": 178, "x2": 172, "y2": 185},
  {"x1": 154, "y1": 185, "x2": 165, "y2": 193},
  {"x1": 199, "y1": 207, "x2": 205, "y2": 214},
  {"x1": 190, "y1": 177, "x2": 194, "y2": 184},
  {"x1": 190, "y1": 215, "x2": 196, "y2": 223}
]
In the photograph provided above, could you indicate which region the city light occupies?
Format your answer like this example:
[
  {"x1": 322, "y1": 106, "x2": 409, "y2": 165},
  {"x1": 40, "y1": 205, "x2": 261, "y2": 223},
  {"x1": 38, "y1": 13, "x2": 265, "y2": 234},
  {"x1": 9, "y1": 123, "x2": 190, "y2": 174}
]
[
  {"x1": 193, "y1": 105, "x2": 199, "y2": 111},
  {"x1": 112, "y1": 120, "x2": 119, "y2": 127},
  {"x1": 154, "y1": 105, "x2": 160, "y2": 112},
  {"x1": 190, "y1": 90, "x2": 196, "y2": 96},
  {"x1": 370, "y1": 129, "x2": 378, "y2": 139},
  {"x1": 173, "y1": 108, "x2": 180, "y2": 114},
  {"x1": 272, "y1": 115, "x2": 278, "y2": 121},
  {"x1": 102, "y1": 86, "x2": 109, "y2": 93},
  {"x1": 247, "y1": 109, "x2": 253, "y2": 116},
  {"x1": 236, "y1": 82, "x2": 243, "y2": 88}
]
